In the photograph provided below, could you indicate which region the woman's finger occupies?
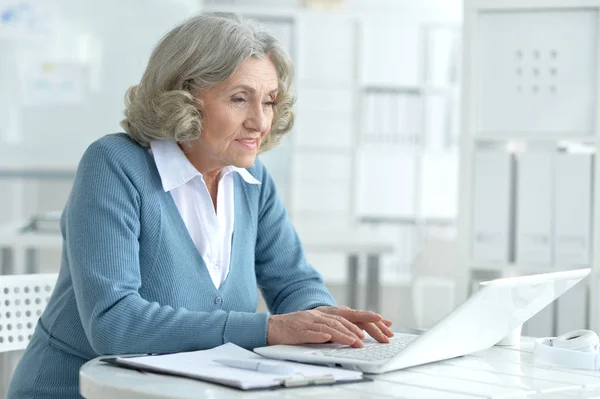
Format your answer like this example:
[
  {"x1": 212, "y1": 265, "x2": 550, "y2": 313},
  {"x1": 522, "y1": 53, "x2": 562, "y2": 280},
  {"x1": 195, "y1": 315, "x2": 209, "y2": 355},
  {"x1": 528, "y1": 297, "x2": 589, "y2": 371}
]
[
  {"x1": 359, "y1": 322, "x2": 390, "y2": 343},
  {"x1": 382, "y1": 319, "x2": 393, "y2": 327},
  {"x1": 320, "y1": 313, "x2": 365, "y2": 340},
  {"x1": 314, "y1": 323, "x2": 358, "y2": 346},
  {"x1": 377, "y1": 320, "x2": 394, "y2": 337},
  {"x1": 317, "y1": 316, "x2": 364, "y2": 347},
  {"x1": 295, "y1": 330, "x2": 332, "y2": 344},
  {"x1": 320, "y1": 307, "x2": 383, "y2": 324}
]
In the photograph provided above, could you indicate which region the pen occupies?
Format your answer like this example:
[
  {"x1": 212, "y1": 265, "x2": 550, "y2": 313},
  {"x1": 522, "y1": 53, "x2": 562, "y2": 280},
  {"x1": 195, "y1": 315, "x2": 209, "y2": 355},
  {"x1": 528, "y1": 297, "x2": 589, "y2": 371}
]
[{"x1": 213, "y1": 358, "x2": 295, "y2": 375}]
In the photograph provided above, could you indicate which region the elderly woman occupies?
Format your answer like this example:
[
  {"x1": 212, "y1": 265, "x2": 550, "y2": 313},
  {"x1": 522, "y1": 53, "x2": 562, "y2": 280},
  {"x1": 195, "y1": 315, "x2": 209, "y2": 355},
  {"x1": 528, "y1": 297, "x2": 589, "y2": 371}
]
[{"x1": 8, "y1": 13, "x2": 393, "y2": 398}]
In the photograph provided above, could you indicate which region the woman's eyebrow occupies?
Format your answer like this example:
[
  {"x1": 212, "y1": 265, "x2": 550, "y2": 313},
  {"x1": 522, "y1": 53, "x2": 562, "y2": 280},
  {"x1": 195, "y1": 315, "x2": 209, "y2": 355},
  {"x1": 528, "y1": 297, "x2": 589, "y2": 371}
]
[{"x1": 229, "y1": 84, "x2": 278, "y2": 95}]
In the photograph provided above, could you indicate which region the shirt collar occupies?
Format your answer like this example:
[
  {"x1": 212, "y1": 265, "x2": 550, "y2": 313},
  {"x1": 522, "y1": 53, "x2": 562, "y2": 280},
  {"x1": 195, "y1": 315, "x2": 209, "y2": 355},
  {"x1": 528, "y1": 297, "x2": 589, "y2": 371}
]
[
  {"x1": 150, "y1": 140, "x2": 261, "y2": 192},
  {"x1": 224, "y1": 166, "x2": 261, "y2": 185}
]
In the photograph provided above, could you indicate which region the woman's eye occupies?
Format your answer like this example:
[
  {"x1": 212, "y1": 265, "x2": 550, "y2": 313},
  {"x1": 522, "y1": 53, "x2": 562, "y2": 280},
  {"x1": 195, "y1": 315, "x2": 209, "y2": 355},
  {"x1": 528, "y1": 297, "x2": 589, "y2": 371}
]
[
  {"x1": 264, "y1": 101, "x2": 277, "y2": 107},
  {"x1": 232, "y1": 98, "x2": 246, "y2": 103}
]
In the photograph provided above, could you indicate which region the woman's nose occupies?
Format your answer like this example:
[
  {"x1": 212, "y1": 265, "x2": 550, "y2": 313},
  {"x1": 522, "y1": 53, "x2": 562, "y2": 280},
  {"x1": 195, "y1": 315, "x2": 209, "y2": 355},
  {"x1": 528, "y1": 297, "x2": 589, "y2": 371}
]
[{"x1": 245, "y1": 102, "x2": 269, "y2": 133}]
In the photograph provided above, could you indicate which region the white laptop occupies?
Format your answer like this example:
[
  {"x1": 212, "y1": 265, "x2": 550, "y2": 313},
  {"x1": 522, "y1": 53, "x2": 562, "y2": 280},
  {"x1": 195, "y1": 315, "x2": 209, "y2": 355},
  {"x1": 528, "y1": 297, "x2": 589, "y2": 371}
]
[{"x1": 255, "y1": 268, "x2": 590, "y2": 374}]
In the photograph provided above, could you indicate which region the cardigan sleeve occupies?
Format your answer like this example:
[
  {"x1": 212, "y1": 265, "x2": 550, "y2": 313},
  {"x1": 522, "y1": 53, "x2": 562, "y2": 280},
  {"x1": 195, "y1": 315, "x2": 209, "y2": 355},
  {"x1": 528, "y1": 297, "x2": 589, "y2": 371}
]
[
  {"x1": 65, "y1": 140, "x2": 269, "y2": 355},
  {"x1": 254, "y1": 162, "x2": 336, "y2": 314}
]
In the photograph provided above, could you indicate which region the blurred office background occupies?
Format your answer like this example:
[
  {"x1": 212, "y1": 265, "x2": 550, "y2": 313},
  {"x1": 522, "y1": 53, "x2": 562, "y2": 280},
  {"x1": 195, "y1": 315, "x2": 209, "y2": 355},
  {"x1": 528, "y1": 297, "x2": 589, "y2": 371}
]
[{"x1": 1, "y1": 0, "x2": 597, "y2": 394}]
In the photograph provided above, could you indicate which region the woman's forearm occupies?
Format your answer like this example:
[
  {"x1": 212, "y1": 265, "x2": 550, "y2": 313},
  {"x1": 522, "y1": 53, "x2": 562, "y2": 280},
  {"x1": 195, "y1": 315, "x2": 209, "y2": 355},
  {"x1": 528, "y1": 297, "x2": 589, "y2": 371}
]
[{"x1": 83, "y1": 294, "x2": 269, "y2": 354}]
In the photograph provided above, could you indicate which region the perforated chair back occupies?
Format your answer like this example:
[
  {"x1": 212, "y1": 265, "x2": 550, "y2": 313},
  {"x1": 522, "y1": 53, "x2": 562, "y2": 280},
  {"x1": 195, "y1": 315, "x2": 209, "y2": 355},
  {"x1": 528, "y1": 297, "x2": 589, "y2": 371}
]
[{"x1": 0, "y1": 273, "x2": 58, "y2": 353}]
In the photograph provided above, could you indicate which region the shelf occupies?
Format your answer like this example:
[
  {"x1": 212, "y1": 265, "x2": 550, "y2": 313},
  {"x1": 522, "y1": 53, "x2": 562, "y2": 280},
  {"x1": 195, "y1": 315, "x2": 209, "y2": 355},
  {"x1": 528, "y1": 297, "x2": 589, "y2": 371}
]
[
  {"x1": 322, "y1": 273, "x2": 412, "y2": 286},
  {"x1": 473, "y1": 135, "x2": 598, "y2": 144},
  {"x1": 422, "y1": 84, "x2": 459, "y2": 95},
  {"x1": 359, "y1": 216, "x2": 455, "y2": 226},
  {"x1": 360, "y1": 84, "x2": 423, "y2": 94},
  {"x1": 469, "y1": 263, "x2": 589, "y2": 274},
  {"x1": 359, "y1": 83, "x2": 458, "y2": 94}
]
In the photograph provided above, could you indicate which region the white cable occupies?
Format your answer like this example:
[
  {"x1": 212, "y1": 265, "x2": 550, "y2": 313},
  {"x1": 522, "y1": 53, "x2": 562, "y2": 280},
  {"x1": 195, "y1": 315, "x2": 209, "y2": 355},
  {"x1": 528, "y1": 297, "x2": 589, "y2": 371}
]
[
  {"x1": 533, "y1": 330, "x2": 600, "y2": 371},
  {"x1": 552, "y1": 330, "x2": 599, "y2": 353}
]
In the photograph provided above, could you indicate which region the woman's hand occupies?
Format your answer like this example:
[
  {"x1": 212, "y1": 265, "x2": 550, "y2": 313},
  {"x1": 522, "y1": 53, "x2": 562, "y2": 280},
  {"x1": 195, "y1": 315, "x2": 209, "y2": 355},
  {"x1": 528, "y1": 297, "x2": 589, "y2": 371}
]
[
  {"x1": 315, "y1": 306, "x2": 394, "y2": 344},
  {"x1": 267, "y1": 307, "x2": 393, "y2": 348}
]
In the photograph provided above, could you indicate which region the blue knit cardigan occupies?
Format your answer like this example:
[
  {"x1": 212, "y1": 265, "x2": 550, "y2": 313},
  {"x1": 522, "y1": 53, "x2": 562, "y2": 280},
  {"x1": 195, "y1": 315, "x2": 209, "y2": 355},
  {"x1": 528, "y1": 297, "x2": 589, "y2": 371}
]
[{"x1": 7, "y1": 133, "x2": 335, "y2": 398}]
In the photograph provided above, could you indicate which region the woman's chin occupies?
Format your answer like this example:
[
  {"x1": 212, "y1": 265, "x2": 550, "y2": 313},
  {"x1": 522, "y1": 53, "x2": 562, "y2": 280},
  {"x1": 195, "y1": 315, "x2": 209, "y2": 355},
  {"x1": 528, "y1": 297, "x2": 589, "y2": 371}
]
[{"x1": 233, "y1": 156, "x2": 257, "y2": 169}]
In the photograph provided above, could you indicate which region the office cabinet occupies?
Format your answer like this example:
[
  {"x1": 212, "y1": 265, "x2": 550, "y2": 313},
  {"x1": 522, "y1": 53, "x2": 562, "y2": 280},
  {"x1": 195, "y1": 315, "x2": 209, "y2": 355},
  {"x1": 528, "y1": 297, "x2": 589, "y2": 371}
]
[
  {"x1": 515, "y1": 152, "x2": 553, "y2": 267},
  {"x1": 478, "y1": 10, "x2": 597, "y2": 136},
  {"x1": 471, "y1": 150, "x2": 512, "y2": 264},
  {"x1": 553, "y1": 153, "x2": 593, "y2": 267},
  {"x1": 460, "y1": 0, "x2": 600, "y2": 335}
]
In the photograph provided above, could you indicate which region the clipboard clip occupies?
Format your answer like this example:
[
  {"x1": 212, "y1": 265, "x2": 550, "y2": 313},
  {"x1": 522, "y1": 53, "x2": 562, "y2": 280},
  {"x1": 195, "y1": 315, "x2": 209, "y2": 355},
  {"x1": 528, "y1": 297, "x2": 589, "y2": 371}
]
[{"x1": 278, "y1": 373, "x2": 336, "y2": 387}]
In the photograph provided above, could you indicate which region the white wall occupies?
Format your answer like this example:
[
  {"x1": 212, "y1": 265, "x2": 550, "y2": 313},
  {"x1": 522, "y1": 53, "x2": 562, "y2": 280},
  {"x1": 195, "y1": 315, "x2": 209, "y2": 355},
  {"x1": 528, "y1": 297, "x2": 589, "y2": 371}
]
[{"x1": 1, "y1": 0, "x2": 464, "y2": 326}]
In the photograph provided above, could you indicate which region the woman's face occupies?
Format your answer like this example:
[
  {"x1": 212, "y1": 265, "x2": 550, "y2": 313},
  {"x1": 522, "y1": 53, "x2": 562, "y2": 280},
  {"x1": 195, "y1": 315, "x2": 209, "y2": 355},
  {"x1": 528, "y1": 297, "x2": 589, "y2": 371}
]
[{"x1": 193, "y1": 57, "x2": 279, "y2": 172}]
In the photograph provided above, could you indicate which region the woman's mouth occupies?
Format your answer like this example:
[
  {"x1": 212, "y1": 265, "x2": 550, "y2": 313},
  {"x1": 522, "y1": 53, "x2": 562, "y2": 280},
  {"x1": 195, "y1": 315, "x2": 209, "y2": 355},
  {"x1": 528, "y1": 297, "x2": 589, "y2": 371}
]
[{"x1": 235, "y1": 138, "x2": 258, "y2": 150}]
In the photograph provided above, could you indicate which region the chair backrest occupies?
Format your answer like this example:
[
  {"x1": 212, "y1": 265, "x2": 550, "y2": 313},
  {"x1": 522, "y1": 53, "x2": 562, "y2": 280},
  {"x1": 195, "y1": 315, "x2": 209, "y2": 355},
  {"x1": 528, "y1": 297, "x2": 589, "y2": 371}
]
[{"x1": 0, "y1": 273, "x2": 58, "y2": 353}]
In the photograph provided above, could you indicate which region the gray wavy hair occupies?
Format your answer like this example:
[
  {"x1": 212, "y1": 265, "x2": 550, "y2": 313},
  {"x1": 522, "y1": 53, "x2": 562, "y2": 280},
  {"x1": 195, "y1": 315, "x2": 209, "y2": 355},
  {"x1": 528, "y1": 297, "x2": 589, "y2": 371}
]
[{"x1": 121, "y1": 12, "x2": 294, "y2": 152}]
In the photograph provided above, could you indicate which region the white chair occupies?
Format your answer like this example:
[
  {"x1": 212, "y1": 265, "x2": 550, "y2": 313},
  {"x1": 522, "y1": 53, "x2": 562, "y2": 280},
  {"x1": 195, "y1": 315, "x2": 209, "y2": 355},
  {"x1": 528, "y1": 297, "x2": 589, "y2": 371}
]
[
  {"x1": 0, "y1": 273, "x2": 58, "y2": 352},
  {"x1": 0, "y1": 273, "x2": 58, "y2": 396}
]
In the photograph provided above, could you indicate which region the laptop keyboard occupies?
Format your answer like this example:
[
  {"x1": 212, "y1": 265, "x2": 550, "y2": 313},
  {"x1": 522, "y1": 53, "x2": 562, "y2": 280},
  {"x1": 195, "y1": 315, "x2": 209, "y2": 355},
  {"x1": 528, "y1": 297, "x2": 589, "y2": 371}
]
[{"x1": 311, "y1": 334, "x2": 418, "y2": 361}]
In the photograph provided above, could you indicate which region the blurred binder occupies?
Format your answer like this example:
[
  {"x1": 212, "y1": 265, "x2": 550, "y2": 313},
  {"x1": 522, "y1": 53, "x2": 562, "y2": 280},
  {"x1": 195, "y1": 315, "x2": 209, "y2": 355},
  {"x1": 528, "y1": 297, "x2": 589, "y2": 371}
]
[
  {"x1": 425, "y1": 27, "x2": 459, "y2": 87},
  {"x1": 364, "y1": 93, "x2": 378, "y2": 143},
  {"x1": 356, "y1": 148, "x2": 417, "y2": 218},
  {"x1": 472, "y1": 150, "x2": 512, "y2": 264},
  {"x1": 420, "y1": 151, "x2": 458, "y2": 219},
  {"x1": 553, "y1": 153, "x2": 593, "y2": 267},
  {"x1": 424, "y1": 94, "x2": 449, "y2": 150},
  {"x1": 515, "y1": 152, "x2": 553, "y2": 267},
  {"x1": 381, "y1": 93, "x2": 394, "y2": 143}
]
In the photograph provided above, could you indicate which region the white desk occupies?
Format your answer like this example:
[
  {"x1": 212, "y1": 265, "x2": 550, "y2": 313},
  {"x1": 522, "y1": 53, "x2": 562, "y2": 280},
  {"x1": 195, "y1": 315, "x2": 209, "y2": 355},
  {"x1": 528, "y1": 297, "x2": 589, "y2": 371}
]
[
  {"x1": 80, "y1": 337, "x2": 600, "y2": 399},
  {"x1": 0, "y1": 220, "x2": 62, "y2": 274}
]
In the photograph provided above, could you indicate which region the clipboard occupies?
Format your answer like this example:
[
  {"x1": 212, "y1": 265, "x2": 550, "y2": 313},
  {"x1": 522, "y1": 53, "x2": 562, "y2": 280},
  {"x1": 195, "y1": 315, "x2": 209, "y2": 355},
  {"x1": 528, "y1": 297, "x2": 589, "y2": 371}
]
[{"x1": 100, "y1": 344, "x2": 372, "y2": 391}]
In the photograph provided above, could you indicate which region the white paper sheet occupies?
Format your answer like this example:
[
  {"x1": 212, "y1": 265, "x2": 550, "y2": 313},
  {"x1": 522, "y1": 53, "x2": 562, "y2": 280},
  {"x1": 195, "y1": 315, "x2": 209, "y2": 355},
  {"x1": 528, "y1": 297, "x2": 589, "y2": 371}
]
[{"x1": 116, "y1": 343, "x2": 363, "y2": 390}]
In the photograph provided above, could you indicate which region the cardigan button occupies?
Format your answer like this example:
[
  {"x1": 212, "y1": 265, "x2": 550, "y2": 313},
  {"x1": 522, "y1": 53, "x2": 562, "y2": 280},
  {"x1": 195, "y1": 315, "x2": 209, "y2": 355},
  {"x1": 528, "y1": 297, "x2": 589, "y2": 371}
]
[{"x1": 214, "y1": 297, "x2": 222, "y2": 304}]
